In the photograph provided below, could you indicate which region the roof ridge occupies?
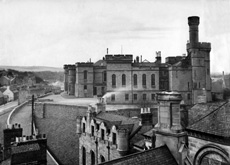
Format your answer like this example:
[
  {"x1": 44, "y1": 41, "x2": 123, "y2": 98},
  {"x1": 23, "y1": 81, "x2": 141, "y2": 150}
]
[{"x1": 188, "y1": 101, "x2": 229, "y2": 128}]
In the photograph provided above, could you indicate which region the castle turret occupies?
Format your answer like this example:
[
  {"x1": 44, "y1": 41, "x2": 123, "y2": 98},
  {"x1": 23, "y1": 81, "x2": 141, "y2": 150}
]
[
  {"x1": 117, "y1": 129, "x2": 129, "y2": 156},
  {"x1": 68, "y1": 65, "x2": 76, "y2": 95},
  {"x1": 187, "y1": 16, "x2": 212, "y2": 104},
  {"x1": 188, "y1": 16, "x2": 199, "y2": 48},
  {"x1": 63, "y1": 65, "x2": 69, "y2": 92},
  {"x1": 155, "y1": 92, "x2": 187, "y2": 164}
]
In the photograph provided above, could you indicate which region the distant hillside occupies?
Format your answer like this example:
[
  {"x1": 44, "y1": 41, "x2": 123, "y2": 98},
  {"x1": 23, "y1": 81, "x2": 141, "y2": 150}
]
[
  {"x1": 0, "y1": 65, "x2": 63, "y2": 72},
  {"x1": 34, "y1": 71, "x2": 63, "y2": 82}
]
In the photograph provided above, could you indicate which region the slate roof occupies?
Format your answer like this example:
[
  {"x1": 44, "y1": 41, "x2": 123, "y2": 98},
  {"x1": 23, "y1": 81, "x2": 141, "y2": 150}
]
[
  {"x1": 98, "y1": 145, "x2": 178, "y2": 165},
  {"x1": 11, "y1": 143, "x2": 40, "y2": 154},
  {"x1": 95, "y1": 112, "x2": 139, "y2": 134},
  {"x1": 187, "y1": 101, "x2": 230, "y2": 137},
  {"x1": 188, "y1": 101, "x2": 226, "y2": 125}
]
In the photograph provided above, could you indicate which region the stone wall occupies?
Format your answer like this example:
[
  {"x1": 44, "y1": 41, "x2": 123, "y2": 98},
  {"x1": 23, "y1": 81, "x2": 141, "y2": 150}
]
[
  {"x1": 34, "y1": 103, "x2": 88, "y2": 165},
  {"x1": 79, "y1": 133, "x2": 121, "y2": 165}
]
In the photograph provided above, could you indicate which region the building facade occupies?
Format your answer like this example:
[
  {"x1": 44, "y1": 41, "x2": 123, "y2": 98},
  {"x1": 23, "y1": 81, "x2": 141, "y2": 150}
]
[{"x1": 64, "y1": 16, "x2": 212, "y2": 105}]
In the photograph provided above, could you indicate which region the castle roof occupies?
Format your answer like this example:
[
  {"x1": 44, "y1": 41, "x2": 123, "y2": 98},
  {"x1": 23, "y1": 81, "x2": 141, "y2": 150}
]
[
  {"x1": 99, "y1": 145, "x2": 178, "y2": 165},
  {"x1": 187, "y1": 101, "x2": 230, "y2": 137}
]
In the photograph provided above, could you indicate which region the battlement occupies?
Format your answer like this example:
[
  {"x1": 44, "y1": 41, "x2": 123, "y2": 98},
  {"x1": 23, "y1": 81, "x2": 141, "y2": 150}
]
[
  {"x1": 14, "y1": 134, "x2": 46, "y2": 144},
  {"x1": 186, "y1": 42, "x2": 211, "y2": 50},
  {"x1": 75, "y1": 62, "x2": 94, "y2": 67},
  {"x1": 188, "y1": 16, "x2": 199, "y2": 26},
  {"x1": 68, "y1": 65, "x2": 76, "y2": 70},
  {"x1": 105, "y1": 54, "x2": 133, "y2": 63}
]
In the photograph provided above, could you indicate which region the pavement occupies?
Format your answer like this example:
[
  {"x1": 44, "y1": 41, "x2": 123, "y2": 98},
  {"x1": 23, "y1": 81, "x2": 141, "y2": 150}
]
[{"x1": 0, "y1": 101, "x2": 18, "y2": 115}]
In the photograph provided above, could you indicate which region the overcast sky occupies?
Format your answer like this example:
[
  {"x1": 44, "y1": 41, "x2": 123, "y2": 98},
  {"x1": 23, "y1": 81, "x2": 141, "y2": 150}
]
[{"x1": 0, "y1": 0, "x2": 229, "y2": 73}]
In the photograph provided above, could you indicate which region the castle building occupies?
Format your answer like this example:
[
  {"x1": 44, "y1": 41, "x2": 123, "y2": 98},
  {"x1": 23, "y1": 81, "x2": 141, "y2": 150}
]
[{"x1": 63, "y1": 16, "x2": 212, "y2": 106}]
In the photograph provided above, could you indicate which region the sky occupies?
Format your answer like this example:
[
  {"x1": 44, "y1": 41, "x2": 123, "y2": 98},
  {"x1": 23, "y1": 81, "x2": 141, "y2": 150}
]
[{"x1": 0, "y1": 0, "x2": 229, "y2": 73}]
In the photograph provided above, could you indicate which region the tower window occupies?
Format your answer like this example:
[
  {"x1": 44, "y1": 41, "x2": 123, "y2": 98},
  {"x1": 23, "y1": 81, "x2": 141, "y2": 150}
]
[
  {"x1": 84, "y1": 70, "x2": 87, "y2": 80},
  {"x1": 142, "y1": 74, "x2": 146, "y2": 87},
  {"x1": 84, "y1": 85, "x2": 87, "y2": 90},
  {"x1": 112, "y1": 74, "x2": 116, "y2": 87},
  {"x1": 134, "y1": 74, "x2": 138, "y2": 87},
  {"x1": 207, "y1": 69, "x2": 210, "y2": 75},
  {"x1": 188, "y1": 82, "x2": 190, "y2": 90},
  {"x1": 103, "y1": 71, "x2": 107, "y2": 82},
  {"x1": 122, "y1": 74, "x2": 126, "y2": 86},
  {"x1": 151, "y1": 74, "x2": 155, "y2": 87},
  {"x1": 187, "y1": 93, "x2": 191, "y2": 100}
]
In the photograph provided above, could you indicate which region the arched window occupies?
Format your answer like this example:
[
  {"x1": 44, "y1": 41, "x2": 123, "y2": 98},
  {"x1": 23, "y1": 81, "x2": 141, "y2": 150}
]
[
  {"x1": 142, "y1": 74, "x2": 146, "y2": 87},
  {"x1": 134, "y1": 74, "x2": 137, "y2": 87},
  {"x1": 100, "y1": 155, "x2": 105, "y2": 163},
  {"x1": 82, "y1": 147, "x2": 86, "y2": 165},
  {"x1": 91, "y1": 150, "x2": 95, "y2": 165},
  {"x1": 122, "y1": 74, "x2": 126, "y2": 86},
  {"x1": 112, "y1": 74, "x2": 116, "y2": 87},
  {"x1": 84, "y1": 70, "x2": 87, "y2": 80},
  {"x1": 151, "y1": 74, "x2": 155, "y2": 87}
]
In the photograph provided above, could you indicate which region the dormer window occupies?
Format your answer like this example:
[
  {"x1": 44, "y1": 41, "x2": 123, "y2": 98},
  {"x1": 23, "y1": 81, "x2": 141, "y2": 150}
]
[
  {"x1": 91, "y1": 125, "x2": 94, "y2": 136},
  {"x1": 112, "y1": 132, "x2": 117, "y2": 145},
  {"x1": 101, "y1": 129, "x2": 105, "y2": 140},
  {"x1": 82, "y1": 123, "x2": 86, "y2": 133}
]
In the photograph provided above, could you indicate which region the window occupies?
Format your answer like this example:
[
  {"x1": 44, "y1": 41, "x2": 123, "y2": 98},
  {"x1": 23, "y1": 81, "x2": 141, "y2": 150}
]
[
  {"x1": 101, "y1": 129, "x2": 105, "y2": 140},
  {"x1": 188, "y1": 82, "x2": 190, "y2": 90},
  {"x1": 207, "y1": 68, "x2": 210, "y2": 75},
  {"x1": 142, "y1": 74, "x2": 146, "y2": 87},
  {"x1": 82, "y1": 123, "x2": 86, "y2": 133},
  {"x1": 100, "y1": 155, "x2": 105, "y2": 163},
  {"x1": 112, "y1": 132, "x2": 117, "y2": 145},
  {"x1": 151, "y1": 94, "x2": 155, "y2": 101},
  {"x1": 111, "y1": 94, "x2": 115, "y2": 101},
  {"x1": 82, "y1": 147, "x2": 86, "y2": 165},
  {"x1": 91, "y1": 125, "x2": 94, "y2": 136},
  {"x1": 133, "y1": 94, "x2": 137, "y2": 100},
  {"x1": 84, "y1": 85, "x2": 87, "y2": 90},
  {"x1": 143, "y1": 94, "x2": 147, "y2": 101},
  {"x1": 125, "y1": 94, "x2": 129, "y2": 101},
  {"x1": 122, "y1": 74, "x2": 126, "y2": 86},
  {"x1": 91, "y1": 150, "x2": 95, "y2": 165},
  {"x1": 134, "y1": 74, "x2": 138, "y2": 87},
  {"x1": 187, "y1": 93, "x2": 191, "y2": 100},
  {"x1": 84, "y1": 70, "x2": 87, "y2": 80},
  {"x1": 151, "y1": 74, "x2": 155, "y2": 87},
  {"x1": 103, "y1": 71, "x2": 107, "y2": 82},
  {"x1": 112, "y1": 74, "x2": 116, "y2": 87}
]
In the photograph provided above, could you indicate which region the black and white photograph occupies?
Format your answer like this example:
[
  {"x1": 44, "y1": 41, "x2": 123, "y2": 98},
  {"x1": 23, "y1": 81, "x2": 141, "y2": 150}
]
[{"x1": 0, "y1": 0, "x2": 230, "y2": 165}]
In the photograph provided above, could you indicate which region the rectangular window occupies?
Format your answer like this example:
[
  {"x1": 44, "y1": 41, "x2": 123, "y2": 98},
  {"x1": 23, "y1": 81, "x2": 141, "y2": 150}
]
[
  {"x1": 111, "y1": 94, "x2": 115, "y2": 101},
  {"x1": 151, "y1": 94, "x2": 155, "y2": 101},
  {"x1": 91, "y1": 125, "x2": 94, "y2": 136},
  {"x1": 101, "y1": 129, "x2": 105, "y2": 140},
  {"x1": 207, "y1": 69, "x2": 210, "y2": 75},
  {"x1": 188, "y1": 82, "x2": 190, "y2": 90},
  {"x1": 133, "y1": 94, "x2": 137, "y2": 100},
  {"x1": 112, "y1": 132, "x2": 116, "y2": 145},
  {"x1": 188, "y1": 93, "x2": 191, "y2": 100},
  {"x1": 143, "y1": 94, "x2": 147, "y2": 101},
  {"x1": 125, "y1": 94, "x2": 129, "y2": 101},
  {"x1": 84, "y1": 85, "x2": 87, "y2": 90},
  {"x1": 82, "y1": 123, "x2": 86, "y2": 133}
]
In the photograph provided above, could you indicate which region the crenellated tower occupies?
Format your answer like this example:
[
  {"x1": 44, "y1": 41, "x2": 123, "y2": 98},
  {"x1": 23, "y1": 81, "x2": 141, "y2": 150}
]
[
  {"x1": 187, "y1": 16, "x2": 212, "y2": 104},
  {"x1": 68, "y1": 65, "x2": 76, "y2": 95},
  {"x1": 63, "y1": 65, "x2": 69, "y2": 92}
]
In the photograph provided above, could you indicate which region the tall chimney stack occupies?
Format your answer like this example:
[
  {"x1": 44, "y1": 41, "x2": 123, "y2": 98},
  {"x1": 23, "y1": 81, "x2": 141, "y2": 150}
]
[{"x1": 188, "y1": 16, "x2": 199, "y2": 48}]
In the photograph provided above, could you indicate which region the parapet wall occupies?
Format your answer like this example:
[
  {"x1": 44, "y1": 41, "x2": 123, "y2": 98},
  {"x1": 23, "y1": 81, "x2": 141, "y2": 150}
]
[{"x1": 34, "y1": 103, "x2": 88, "y2": 165}]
